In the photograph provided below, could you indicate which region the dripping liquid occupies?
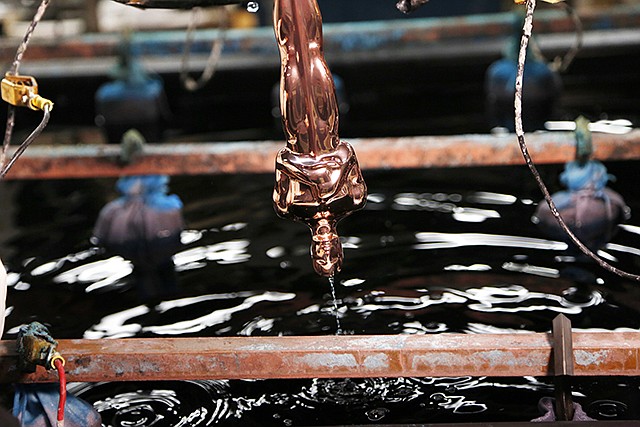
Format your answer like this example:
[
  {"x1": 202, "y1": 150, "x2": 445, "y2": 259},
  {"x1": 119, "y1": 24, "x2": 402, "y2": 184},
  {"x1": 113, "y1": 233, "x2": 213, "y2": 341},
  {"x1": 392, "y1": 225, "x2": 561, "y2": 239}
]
[{"x1": 328, "y1": 275, "x2": 342, "y2": 334}]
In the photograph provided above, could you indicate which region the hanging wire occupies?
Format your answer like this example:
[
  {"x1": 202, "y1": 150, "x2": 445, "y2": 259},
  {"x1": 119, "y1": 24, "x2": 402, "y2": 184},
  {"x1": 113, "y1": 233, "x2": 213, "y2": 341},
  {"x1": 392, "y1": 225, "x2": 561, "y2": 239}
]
[
  {"x1": 515, "y1": 0, "x2": 640, "y2": 282},
  {"x1": 529, "y1": 1, "x2": 583, "y2": 73},
  {"x1": 10, "y1": 0, "x2": 51, "y2": 76},
  {"x1": 180, "y1": 6, "x2": 229, "y2": 92},
  {"x1": 551, "y1": 2, "x2": 583, "y2": 72},
  {"x1": 0, "y1": 0, "x2": 52, "y2": 178},
  {"x1": 0, "y1": 105, "x2": 52, "y2": 179}
]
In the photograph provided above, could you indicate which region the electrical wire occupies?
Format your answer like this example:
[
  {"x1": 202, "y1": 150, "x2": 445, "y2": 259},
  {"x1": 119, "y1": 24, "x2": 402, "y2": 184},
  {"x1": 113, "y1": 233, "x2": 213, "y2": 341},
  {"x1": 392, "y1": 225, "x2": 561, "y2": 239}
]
[
  {"x1": 0, "y1": 105, "x2": 51, "y2": 179},
  {"x1": 52, "y1": 356, "x2": 67, "y2": 427},
  {"x1": 0, "y1": 0, "x2": 52, "y2": 179},
  {"x1": 529, "y1": 1, "x2": 583, "y2": 73},
  {"x1": 515, "y1": 0, "x2": 640, "y2": 282},
  {"x1": 10, "y1": 0, "x2": 51, "y2": 76},
  {"x1": 180, "y1": 6, "x2": 229, "y2": 92}
]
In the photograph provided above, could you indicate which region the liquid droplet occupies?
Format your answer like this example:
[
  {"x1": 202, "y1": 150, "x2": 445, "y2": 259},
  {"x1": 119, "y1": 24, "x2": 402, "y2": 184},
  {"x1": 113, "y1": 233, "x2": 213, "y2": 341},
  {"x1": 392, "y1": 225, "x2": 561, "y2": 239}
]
[
  {"x1": 328, "y1": 276, "x2": 342, "y2": 334},
  {"x1": 246, "y1": 1, "x2": 259, "y2": 13}
]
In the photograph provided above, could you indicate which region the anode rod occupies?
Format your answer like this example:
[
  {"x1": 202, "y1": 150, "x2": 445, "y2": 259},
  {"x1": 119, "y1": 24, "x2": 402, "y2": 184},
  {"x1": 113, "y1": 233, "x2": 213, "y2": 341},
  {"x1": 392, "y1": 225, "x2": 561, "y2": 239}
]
[
  {"x1": 2, "y1": 130, "x2": 640, "y2": 180},
  {"x1": 0, "y1": 332, "x2": 638, "y2": 383}
]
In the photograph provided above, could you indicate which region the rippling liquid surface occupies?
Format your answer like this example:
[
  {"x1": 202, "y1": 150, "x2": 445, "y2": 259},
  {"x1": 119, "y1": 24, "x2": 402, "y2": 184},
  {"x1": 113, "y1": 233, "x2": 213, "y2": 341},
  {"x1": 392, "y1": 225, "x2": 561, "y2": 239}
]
[{"x1": 2, "y1": 163, "x2": 640, "y2": 425}]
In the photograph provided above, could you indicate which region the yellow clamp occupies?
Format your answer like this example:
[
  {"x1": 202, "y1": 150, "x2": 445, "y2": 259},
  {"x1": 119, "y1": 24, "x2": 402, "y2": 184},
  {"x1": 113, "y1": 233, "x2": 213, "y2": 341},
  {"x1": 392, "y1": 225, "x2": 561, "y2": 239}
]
[
  {"x1": 49, "y1": 352, "x2": 66, "y2": 370},
  {"x1": 1, "y1": 73, "x2": 53, "y2": 111}
]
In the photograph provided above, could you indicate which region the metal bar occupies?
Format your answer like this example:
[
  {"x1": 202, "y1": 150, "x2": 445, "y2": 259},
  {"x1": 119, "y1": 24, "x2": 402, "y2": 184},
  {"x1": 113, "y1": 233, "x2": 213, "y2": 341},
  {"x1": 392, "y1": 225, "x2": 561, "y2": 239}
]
[
  {"x1": 3, "y1": 6, "x2": 640, "y2": 77},
  {"x1": 553, "y1": 314, "x2": 575, "y2": 377},
  {"x1": 552, "y1": 314, "x2": 574, "y2": 421},
  {"x1": 3, "y1": 130, "x2": 640, "y2": 180},
  {"x1": 0, "y1": 332, "x2": 639, "y2": 383}
]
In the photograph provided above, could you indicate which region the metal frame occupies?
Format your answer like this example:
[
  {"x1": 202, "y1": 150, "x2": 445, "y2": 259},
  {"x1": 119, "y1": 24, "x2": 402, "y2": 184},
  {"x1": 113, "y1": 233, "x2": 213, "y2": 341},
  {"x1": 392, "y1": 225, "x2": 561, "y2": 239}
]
[
  {"x1": 3, "y1": 130, "x2": 640, "y2": 180},
  {"x1": 0, "y1": 332, "x2": 638, "y2": 383}
]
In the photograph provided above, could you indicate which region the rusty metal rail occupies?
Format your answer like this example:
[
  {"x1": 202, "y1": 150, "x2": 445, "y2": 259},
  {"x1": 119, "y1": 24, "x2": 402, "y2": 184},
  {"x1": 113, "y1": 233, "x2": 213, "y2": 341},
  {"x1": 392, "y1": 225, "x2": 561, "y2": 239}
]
[
  {"x1": 3, "y1": 130, "x2": 640, "y2": 180},
  {"x1": 0, "y1": 332, "x2": 638, "y2": 383},
  {"x1": 4, "y1": 4, "x2": 640, "y2": 77}
]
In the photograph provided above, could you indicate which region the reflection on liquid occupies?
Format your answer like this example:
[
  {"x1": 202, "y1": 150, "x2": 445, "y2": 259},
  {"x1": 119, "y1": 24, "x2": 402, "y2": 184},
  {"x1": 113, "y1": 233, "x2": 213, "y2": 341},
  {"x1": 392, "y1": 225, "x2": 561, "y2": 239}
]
[
  {"x1": 72, "y1": 381, "x2": 234, "y2": 427},
  {"x1": 4, "y1": 165, "x2": 640, "y2": 424},
  {"x1": 502, "y1": 262, "x2": 559, "y2": 278},
  {"x1": 430, "y1": 392, "x2": 487, "y2": 414},
  {"x1": 173, "y1": 239, "x2": 251, "y2": 269},
  {"x1": 20, "y1": 234, "x2": 251, "y2": 295},
  {"x1": 414, "y1": 232, "x2": 567, "y2": 251},
  {"x1": 85, "y1": 291, "x2": 295, "y2": 338},
  {"x1": 393, "y1": 191, "x2": 515, "y2": 223},
  {"x1": 341, "y1": 284, "x2": 603, "y2": 319},
  {"x1": 589, "y1": 400, "x2": 628, "y2": 418}
]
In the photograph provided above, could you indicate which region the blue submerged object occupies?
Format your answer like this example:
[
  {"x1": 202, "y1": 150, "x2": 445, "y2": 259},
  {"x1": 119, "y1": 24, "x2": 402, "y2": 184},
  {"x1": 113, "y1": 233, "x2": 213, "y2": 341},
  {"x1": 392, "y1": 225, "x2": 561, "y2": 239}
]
[
  {"x1": 533, "y1": 119, "x2": 630, "y2": 252},
  {"x1": 95, "y1": 35, "x2": 169, "y2": 144},
  {"x1": 485, "y1": 13, "x2": 562, "y2": 132},
  {"x1": 93, "y1": 175, "x2": 184, "y2": 300},
  {"x1": 13, "y1": 384, "x2": 101, "y2": 427}
]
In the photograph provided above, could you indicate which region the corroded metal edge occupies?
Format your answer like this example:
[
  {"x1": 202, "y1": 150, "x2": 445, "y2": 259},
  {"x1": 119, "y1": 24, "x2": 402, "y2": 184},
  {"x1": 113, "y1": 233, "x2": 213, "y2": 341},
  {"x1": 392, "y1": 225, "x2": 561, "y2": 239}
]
[
  {"x1": 0, "y1": 333, "x2": 638, "y2": 383},
  {"x1": 4, "y1": 130, "x2": 640, "y2": 180}
]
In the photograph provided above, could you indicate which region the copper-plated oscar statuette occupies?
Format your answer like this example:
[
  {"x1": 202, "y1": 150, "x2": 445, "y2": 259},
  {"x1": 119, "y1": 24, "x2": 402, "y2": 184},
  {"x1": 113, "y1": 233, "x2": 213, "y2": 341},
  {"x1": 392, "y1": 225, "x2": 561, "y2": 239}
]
[{"x1": 272, "y1": 0, "x2": 367, "y2": 277}]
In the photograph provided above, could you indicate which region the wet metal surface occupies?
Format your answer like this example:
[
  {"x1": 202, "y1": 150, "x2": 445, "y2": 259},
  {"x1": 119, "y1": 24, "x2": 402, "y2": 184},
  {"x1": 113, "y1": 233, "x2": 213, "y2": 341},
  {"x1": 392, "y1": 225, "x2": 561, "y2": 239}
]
[
  {"x1": 3, "y1": 130, "x2": 640, "y2": 180},
  {"x1": 0, "y1": 333, "x2": 638, "y2": 383},
  {"x1": 272, "y1": 0, "x2": 367, "y2": 276}
]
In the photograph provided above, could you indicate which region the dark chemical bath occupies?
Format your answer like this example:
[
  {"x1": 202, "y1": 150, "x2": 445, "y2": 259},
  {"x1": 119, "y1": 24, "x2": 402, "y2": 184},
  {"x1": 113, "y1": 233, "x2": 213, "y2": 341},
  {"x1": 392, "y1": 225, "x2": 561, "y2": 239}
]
[{"x1": 2, "y1": 161, "x2": 640, "y2": 425}]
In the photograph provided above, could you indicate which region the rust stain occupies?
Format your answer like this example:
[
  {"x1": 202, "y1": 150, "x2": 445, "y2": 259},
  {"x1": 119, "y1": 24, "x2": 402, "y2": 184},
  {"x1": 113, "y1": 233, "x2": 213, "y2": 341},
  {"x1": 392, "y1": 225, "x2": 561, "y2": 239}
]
[
  {"x1": 1, "y1": 333, "x2": 639, "y2": 383},
  {"x1": 574, "y1": 349, "x2": 609, "y2": 367}
]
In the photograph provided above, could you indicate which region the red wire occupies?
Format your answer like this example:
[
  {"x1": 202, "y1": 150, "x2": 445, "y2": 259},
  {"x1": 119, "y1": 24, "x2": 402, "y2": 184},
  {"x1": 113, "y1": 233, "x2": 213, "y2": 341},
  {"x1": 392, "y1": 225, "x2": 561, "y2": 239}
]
[{"x1": 53, "y1": 358, "x2": 66, "y2": 426}]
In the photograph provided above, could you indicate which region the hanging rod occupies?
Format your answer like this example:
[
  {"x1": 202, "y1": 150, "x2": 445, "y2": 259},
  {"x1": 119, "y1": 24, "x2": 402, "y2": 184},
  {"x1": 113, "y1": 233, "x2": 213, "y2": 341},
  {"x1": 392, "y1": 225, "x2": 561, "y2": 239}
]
[
  {"x1": 2, "y1": 130, "x2": 640, "y2": 180},
  {"x1": 0, "y1": 332, "x2": 638, "y2": 383}
]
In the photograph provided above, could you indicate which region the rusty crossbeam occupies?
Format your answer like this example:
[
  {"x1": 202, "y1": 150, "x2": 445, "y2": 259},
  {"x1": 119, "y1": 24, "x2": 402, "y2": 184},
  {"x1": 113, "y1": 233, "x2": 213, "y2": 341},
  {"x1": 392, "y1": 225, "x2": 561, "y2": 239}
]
[
  {"x1": 0, "y1": 332, "x2": 638, "y2": 383},
  {"x1": 3, "y1": 130, "x2": 640, "y2": 180},
  {"x1": 3, "y1": 5, "x2": 640, "y2": 77},
  {"x1": 111, "y1": 0, "x2": 246, "y2": 8}
]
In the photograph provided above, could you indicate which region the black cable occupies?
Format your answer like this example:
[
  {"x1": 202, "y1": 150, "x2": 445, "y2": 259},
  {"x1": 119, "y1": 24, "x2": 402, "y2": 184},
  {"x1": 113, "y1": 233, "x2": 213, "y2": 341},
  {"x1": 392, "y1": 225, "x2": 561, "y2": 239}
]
[
  {"x1": 0, "y1": 106, "x2": 51, "y2": 179},
  {"x1": 0, "y1": 0, "x2": 52, "y2": 179}
]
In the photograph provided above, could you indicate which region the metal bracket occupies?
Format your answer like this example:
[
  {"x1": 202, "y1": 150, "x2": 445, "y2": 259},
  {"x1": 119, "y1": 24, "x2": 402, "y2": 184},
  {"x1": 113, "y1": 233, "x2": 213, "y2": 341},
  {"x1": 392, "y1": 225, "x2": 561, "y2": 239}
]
[
  {"x1": 552, "y1": 313, "x2": 575, "y2": 421},
  {"x1": 16, "y1": 322, "x2": 59, "y2": 373}
]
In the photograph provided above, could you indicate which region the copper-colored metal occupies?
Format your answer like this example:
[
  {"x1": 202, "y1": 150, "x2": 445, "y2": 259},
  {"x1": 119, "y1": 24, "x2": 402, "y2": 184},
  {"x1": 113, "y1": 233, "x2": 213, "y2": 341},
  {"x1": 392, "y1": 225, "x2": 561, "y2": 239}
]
[
  {"x1": 3, "y1": 130, "x2": 640, "y2": 180},
  {"x1": 0, "y1": 333, "x2": 639, "y2": 383},
  {"x1": 273, "y1": 0, "x2": 366, "y2": 276}
]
